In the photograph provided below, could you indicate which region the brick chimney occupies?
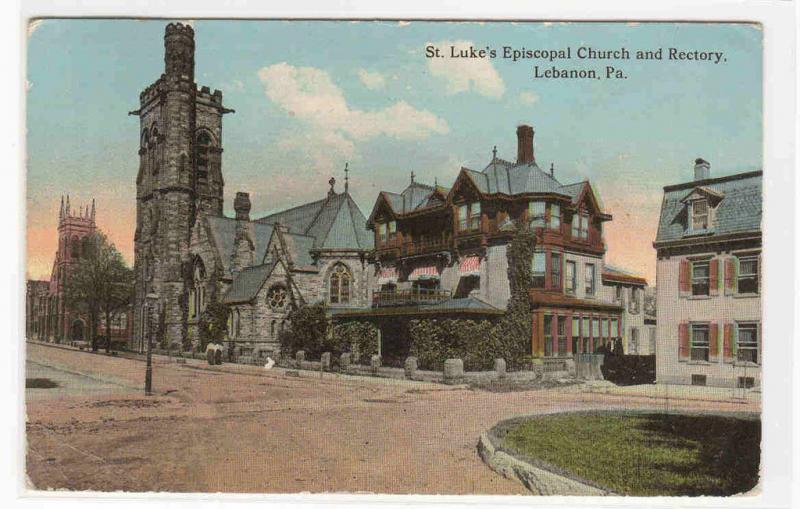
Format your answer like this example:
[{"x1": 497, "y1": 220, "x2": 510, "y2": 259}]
[
  {"x1": 516, "y1": 124, "x2": 535, "y2": 165},
  {"x1": 231, "y1": 192, "x2": 254, "y2": 275},
  {"x1": 694, "y1": 158, "x2": 710, "y2": 181}
]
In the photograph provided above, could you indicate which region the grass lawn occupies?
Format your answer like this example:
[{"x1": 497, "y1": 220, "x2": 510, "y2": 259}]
[{"x1": 500, "y1": 412, "x2": 760, "y2": 496}]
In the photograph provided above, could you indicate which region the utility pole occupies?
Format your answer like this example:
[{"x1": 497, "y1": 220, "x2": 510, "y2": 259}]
[{"x1": 144, "y1": 294, "x2": 158, "y2": 395}]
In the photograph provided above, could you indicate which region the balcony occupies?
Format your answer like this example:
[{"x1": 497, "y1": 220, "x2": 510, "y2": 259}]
[
  {"x1": 372, "y1": 288, "x2": 452, "y2": 308},
  {"x1": 401, "y1": 237, "x2": 451, "y2": 257}
]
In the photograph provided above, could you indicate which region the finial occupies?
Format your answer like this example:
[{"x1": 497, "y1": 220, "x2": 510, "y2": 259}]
[
  {"x1": 434, "y1": 176, "x2": 438, "y2": 187},
  {"x1": 90, "y1": 199, "x2": 96, "y2": 222},
  {"x1": 65, "y1": 195, "x2": 70, "y2": 217},
  {"x1": 59, "y1": 196, "x2": 64, "y2": 221},
  {"x1": 328, "y1": 176, "x2": 336, "y2": 197},
  {"x1": 492, "y1": 145, "x2": 497, "y2": 160},
  {"x1": 550, "y1": 162, "x2": 555, "y2": 178},
  {"x1": 344, "y1": 162, "x2": 349, "y2": 193},
  {"x1": 410, "y1": 170, "x2": 415, "y2": 184}
]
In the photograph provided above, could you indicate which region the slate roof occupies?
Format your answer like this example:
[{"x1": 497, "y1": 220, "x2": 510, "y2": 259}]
[
  {"x1": 655, "y1": 170, "x2": 762, "y2": 244},
  {"x1": 256, "y1": 192, "x2": 373, "y2": 250},
  {"x1": 206, "y1": 216, "x2": 274, "y2": 276},
  {"x1": 222, "y1": 261, "x2": 277, "y2": 304}
]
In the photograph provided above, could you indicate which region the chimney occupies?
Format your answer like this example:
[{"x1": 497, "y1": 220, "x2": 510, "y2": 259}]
[
  {"x1": 516, "y1": 124, "x2": 535, "y2": 165},
  {"x1": 231, "y1": 192, "x2": 254, "y2": 275},
  {"x1": 694, "y1": 158, "x2": 710, "y2": 181},
  {"x1": 234, "y1": 191, "x2": 251, "y2": 221}
]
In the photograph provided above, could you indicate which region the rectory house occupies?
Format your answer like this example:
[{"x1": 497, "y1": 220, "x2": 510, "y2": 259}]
[
  {"x1": 653, "y1": 159, "x2": 762, "y2": 388},
  {"x1": 337, "y1": 125, "x2": 651, "y2": 364}
]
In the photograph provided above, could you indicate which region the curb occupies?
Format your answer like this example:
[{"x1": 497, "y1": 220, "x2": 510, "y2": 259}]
[{"x1": 477, "y1": 432, "x2": 610, "y2": 496}]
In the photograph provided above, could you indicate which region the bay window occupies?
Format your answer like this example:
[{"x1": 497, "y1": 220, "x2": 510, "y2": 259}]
[
  {"x1": 549, "y1": 204, "x2": 561, "y2": 230},
  {"x1": 529, "y1": 201, "x2": 546, "y2": 228}
]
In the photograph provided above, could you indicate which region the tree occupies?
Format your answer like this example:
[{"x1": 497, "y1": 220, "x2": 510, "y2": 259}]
[
  {"x1": 65, "y1": 233, "x2": 133, "y2": 352},
  {"x1": 488, "y1": 220, "x2": 537, "y2": 370},
  {"x1": 197, "y1": 299, "x2": 229, "y2": 351}
]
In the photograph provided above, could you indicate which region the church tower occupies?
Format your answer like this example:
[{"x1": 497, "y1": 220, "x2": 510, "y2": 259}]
[{"x1": 132, "y1": 23, "x2": 232, "y2": 350}]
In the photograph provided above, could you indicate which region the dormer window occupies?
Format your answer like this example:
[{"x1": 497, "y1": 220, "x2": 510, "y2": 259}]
[
  {"x1": 691, "y1": 199, "x2": 709, "y2": 231},
  {"x1": 572, "y1": 212, "x2": 589, "y2": 240},
  {"x1": 377, "y1": 222, "x2": 386, "y2": 242},
  {"x1": 529, "y1": 201, "x2": 545, "y2": 227},
  {"x1": 458, "y1": 202, "x2": 481, "y2": 231}
]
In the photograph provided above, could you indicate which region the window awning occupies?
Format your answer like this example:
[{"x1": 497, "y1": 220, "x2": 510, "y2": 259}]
[
  {"x1": 377, "y1": 267, "x2": 397, "y2": 285},
  {"x1": 408, "y1": 265, "x2": 439, "y2": 281},
  {"x1": 459, "y1": 255, "x2": 481, "y2": 276}
]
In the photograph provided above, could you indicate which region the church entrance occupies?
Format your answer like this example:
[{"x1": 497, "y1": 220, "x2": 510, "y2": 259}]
[{"x1": 70, "y1": 319, "x2": 85, "y2": 342}]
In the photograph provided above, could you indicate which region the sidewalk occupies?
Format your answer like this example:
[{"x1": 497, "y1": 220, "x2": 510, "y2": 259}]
[{"x1": 577, "y1": 380, "x2": 761, "y2": 405}]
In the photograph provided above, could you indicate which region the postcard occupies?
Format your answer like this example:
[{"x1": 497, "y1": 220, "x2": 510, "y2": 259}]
[{"x1": 23, "y1": 16, "x2": 775, "y2": 500}]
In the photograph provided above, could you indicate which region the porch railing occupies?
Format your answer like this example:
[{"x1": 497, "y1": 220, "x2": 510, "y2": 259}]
[{"x1": 372, "y1": 288, "x2": 452, "y2": 308}]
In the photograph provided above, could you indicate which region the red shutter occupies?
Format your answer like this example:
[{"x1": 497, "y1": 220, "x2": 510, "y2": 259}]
[
  {"x1": 678, "y1": 322, "x2": 689, "y2": 359},
  {"x1": 679, "y1": 259, "x2": 690, "y2": 295},
  {"x1": 723, "y1": 323, "x2": 732, "y2": 361},
  {"x1": 724, "y1": 258, "x2": 735, "y2": 295},
  {"x1": 709, "y1": 259, "x2": 719, "y2": 296},
  {"x1": 709, "y1": 322, "x2": 719, "y2": 361}
]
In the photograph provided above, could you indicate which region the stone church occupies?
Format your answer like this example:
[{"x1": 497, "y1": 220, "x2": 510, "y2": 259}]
[{"x1": 131, "y1": 23, "x2": 373, "y2": 354}]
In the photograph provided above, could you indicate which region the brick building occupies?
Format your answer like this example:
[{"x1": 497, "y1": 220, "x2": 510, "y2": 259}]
[
  {"x1": 132, "y1": 23, "x2": 373, "y2": 354},
  {"x1": 654, "y1": 159, "x2": 761, "y2": 388},
  {"x1": 25, "y1": 196, "x2": 132, "y2": 344},
  {"x1": 337, "y1": 125, "x2": 650, "y2": 363}
]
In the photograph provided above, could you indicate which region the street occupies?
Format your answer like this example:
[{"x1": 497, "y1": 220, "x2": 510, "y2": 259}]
[{"x1": 25, "y1": 342, "x2": 760, "y2": 494}]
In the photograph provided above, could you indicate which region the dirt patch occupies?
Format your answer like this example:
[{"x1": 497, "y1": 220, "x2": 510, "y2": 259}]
[
  {"x1": 470, "y1": 378, "x2": 580, "y2": 393},
  {"x1": 27, "y1": 378, "x2": 59, "y2": 389}
]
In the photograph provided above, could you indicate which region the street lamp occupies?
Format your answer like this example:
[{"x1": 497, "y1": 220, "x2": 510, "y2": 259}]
[{"x1": 144, "y1": 293, "x2": 159, "y2": 396}]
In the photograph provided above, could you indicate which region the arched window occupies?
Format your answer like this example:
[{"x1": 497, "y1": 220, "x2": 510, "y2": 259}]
[
  {"x1": 195, "y1": 131, "x2": 213, "y2": 183},
  {"x1": 70, "y1": 236, "x2": 81, "y2": 260},
  {"x1": 328, "y1": 263, "x2": 352, "y2": 305},
  {"x1": 270, "y1": 319, "x2": 276, "y2": 338},
  {"x1": 267, "y1": 285, "x2": 287, "y2": 311},
  {"x1": 190, "y1": 258, "x2": 206, "y2": 319},
  {"x1": 150, "y1": 127, "x2": 160, "y2": 175}
]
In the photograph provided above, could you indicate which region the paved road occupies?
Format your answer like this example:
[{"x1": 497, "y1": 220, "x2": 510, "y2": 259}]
[{"x1": 25, "y1": 342, "x2": 760, "y2": 494}]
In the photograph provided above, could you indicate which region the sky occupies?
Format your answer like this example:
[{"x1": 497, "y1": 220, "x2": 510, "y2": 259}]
[{"x1": 26, "y1": 19, "x2": 763, "y2": 283}]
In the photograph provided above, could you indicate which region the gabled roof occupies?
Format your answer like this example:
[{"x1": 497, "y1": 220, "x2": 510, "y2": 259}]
[
  {"x1": 205, "y1": 216, "x2": 274, "y2": 276},
  {"x1": 256, "y1": 192, "x2": 373, "y2": 251},
  {"x1": 222, "y1": 261, "x2": 277, "y2": 304},
  {"x1": 679, "y1": 185, "x2": 725, "y2": 203},
  {"x1": 655, "y1": 170, "x2": 762, "y2": 244}
]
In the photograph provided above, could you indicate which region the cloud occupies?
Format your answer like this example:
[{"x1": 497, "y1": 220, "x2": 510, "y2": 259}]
[
  {"x1": 258, "y1": 62, "x2": 449, "y2": 142},
  {"x1": 519, "y1": 91, "x2": 539, "y2": 105},
  {"x1": 426, "y1": 40, "x2": 505, "y2": 99},
  {"x1": 357, "y1": 69, "x2": 386, "y2": 90}
]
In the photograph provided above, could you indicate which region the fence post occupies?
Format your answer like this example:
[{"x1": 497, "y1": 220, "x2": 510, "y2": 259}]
[
  {"x1": 404, "y1": 356, "x2": 418, "y2": 379},
  {"x1": 494, "y1": 358, "x2": 506, "y2": 379},
  {"x1": 443, "y1": 358, "x2": 464, "y2": 384}
]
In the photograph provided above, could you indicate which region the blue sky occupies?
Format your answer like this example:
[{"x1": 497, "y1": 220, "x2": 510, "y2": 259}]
[{"x1": 26, "y1": 19, "x2": 762, "y2": 281}]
